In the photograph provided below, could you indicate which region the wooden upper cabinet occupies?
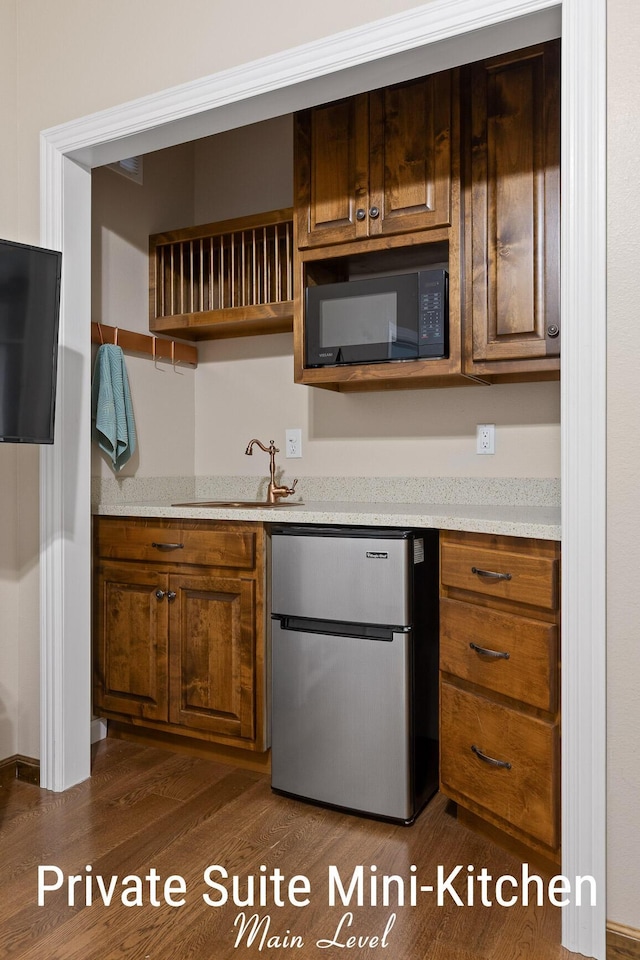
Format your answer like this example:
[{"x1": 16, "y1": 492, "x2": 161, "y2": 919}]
[
  {"x1": 295, "y1": 72, "x2": 453, "y2": 248},
  {"x1": 464, "y1": 41, "x2": 560, "y2": 378},
  {"x1": 295, "y1": 95, "x2": 369, "y2": 248},
  {"x1": 368, "y1": 73, "x2": 452, "y2": 238}
]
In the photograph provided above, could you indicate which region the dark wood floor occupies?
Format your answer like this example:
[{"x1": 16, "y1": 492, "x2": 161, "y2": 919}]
[{"x1": 0, "y1": 739, "x2": 574, "y2": 959}]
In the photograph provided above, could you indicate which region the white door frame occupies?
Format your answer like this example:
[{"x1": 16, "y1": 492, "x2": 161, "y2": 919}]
[{"x1": 39, "y1": 1, "x2": 606, "y2": 955}]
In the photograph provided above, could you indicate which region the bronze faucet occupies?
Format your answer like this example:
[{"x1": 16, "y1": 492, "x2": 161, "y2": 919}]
[{"x1": 245, "y1": 439, "x2": 298, "y2": 504}]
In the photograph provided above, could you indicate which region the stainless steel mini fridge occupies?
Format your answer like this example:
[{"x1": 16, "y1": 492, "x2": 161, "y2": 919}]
[{"x1": 270, "y1": 525, "x2": 439, "y2": 824}]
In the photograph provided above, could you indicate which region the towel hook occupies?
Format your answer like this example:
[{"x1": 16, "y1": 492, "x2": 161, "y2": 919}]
[
  {"x1": 171, "y1": 340, "x2": 175, "y2": 367},
  {"x1": 152, "y1": 336, "x2": 157, "y2": 360},
  {"x1": 114, "y1": 327, "x2": 119, "y2": 346},
  {"x1": 97, "y1": 323, "x2": 104, "y2": 345}
]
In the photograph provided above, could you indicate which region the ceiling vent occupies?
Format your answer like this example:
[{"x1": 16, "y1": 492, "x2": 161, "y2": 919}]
[{"x1": 106, "y1": 156, "x2": 143, "y2": 185}]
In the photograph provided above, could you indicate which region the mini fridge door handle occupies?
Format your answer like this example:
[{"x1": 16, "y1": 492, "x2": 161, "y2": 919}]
[{"x1": 273, "y1": 614, "x2": 402, "y2": 642}]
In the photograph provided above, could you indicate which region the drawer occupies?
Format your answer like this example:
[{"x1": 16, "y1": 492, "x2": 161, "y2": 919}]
[
  {"x1": 95, "y1": 519, "x2": 256, "y2": 569},
  {"x1": 441, "y1": 541, "x2": 558, "y2": 610},
  {"x1": 440, "y1": 680, "x2": 559, "y2": 848},
  {"x1": 440, "y1": 598, "x2": 558, "y2": 712}
]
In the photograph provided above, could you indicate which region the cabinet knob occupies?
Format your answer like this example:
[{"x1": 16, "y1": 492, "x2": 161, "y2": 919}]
[
  {"x1": 369, "y1": 206, "x2": 380, "y2": 219},
  {"x1": 355, "y1": 208, "x2": 366, "y2": 221},
  {"x1": 155, "y1": 588, "x2": 176, "y2": 601},
  {"x1": 547, "y1": 324, "x2": 560, "y2": 338}
]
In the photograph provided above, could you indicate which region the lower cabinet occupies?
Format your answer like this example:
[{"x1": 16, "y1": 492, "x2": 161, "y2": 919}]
[
  {"x1": 93, "y1": 517, "x2": 267, "y2": 752},
  {"x1": 96, "y1": 561, "x2": 169, "y2": 723},
  {"x1": 440, "y1": 681, "x2": 558, "y2": 850},
  {"x1": 439, "y1": 529, "x2": 561, "y2": 861}
]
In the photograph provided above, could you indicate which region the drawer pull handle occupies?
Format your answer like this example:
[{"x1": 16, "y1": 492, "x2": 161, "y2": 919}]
[
  {"x1": 471, "y1": 566, "x2": 512, "y2": 582},
  {"x1": 471, "y1": 744, "x2": 512, "y2": 770},
  {"x1": 469, "y1": 642, "x2": 510, "y2": 660},
  {"x1": 151, "y1": 542, "x2": 184, "y2": 551}
]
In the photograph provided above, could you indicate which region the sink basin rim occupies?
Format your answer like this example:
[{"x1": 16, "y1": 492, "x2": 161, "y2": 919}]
[{"x1": 171, "y1": 500, "x2": 305, "y2": 508}]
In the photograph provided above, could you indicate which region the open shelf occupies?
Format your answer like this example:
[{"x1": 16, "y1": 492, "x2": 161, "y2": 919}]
[
  {"x1": 296, "y1": 359, "x2": 479, "y2": 392},
  {"x1": 149, "y1": 208, "x2": 294, "y2": 340},
  {"x1": 294, "y1": 229, "x2": 472, "y2": 390}
]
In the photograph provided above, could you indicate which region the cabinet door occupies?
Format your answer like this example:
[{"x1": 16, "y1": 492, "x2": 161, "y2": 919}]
[
  {"x1": 295, "y1": 94, "x2": 370, "y2": 248},
  {"x1": 368, "y1": 72, "x2": 453, "y2": 237},
  {"x1": 465, "y1": 42, "x2": 560, "y2": 372},
  {"x1": 94, "y1": 562, "x2": 169, "y2": 721},
  {"x1": 168, "y1": 574, "x2": 256, "y2": 740}
]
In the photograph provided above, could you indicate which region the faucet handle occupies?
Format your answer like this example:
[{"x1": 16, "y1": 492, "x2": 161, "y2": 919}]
[{"x1": 290, "y1": 479, "x2": 298, "y2": 492}]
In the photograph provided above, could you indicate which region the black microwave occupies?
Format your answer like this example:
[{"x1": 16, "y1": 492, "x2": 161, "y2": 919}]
[{"x1": 305, "y1": 268, "x2": 448, "y2": 368}]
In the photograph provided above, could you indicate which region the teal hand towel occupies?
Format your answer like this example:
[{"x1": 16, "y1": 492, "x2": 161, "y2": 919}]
[{"x1": 91, "y1": 344, "x2": 137, "y2": 471}]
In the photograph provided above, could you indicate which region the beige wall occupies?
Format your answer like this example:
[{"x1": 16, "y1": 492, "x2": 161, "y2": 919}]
[
  {"x1": 1, "y1": 0, "x2": 636, "y2": 934},
  {"x1": 193, "y1": 116, "x2": 294, "y2": 225},
  {"x1": 0, "y1": 0, "x2": 19, "y2": 761},
  {"x1": 1, "y1": 0, "x2": 18, "y2": 238},
  {"x1": 16, "y1": 445, "x2": 41, "y2": 757},
  {"x1": 0, "y1": 447, "x2": 19, "y2": 760},
  {"x1": 14, "y1": 0, "x2": 437, "y2": 246},
  {"x1": 195, "y1": 337, "x2": 560, "y2": 478},
  {"x1": 91, "y1": 145, "x2": 197, "y2": 479},
  {"x1": 606, "y1": 0, "x2": 640, "y2": 929}
]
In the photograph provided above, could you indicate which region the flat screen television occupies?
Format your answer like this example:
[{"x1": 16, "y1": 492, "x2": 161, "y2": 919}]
[{"x1": 0, "y1": 238, "x2": 61, "y2": 444}]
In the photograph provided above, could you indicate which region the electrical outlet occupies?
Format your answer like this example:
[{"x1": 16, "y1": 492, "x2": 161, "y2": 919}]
[
  {"x1": 476, "y1": 423, "x2": 495, "y2": 455},
  {"x1": 285, "y1": 428, "x2": 302, "y2": 459}
]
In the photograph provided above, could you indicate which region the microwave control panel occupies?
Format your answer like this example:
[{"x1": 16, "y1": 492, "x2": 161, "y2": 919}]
[{"x1": 418, "y1": 270, "x2": 448, "y2": 358}]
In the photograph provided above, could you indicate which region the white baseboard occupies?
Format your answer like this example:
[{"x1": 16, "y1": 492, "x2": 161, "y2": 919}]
[{"x1": 90, "y1": 718, "x2": 108, "y2": 744}]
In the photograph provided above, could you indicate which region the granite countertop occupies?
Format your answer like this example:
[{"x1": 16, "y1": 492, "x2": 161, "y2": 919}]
[{"x1": 94, "y1": 499, "x2": 561, "y2": 541}]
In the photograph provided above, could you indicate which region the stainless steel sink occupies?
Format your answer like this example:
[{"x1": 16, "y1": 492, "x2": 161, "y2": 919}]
[{"x1": 171, "y1": 500, "x2": 304, "y2": 508}]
